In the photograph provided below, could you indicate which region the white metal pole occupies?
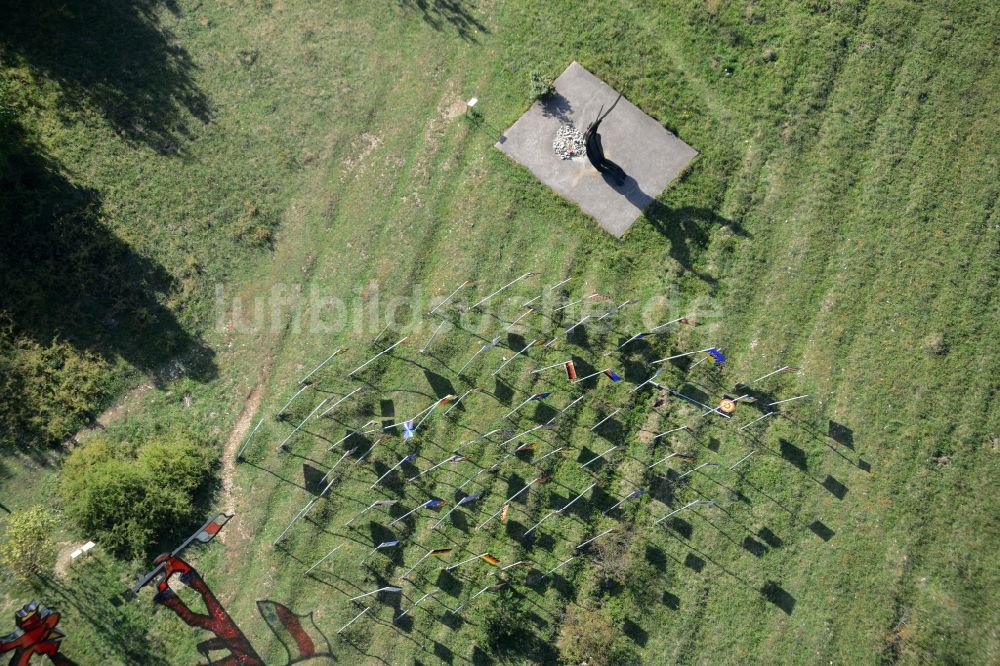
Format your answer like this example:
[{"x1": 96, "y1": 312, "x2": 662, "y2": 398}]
[
  {"x1": 236, "y1": 418, "x2": 264, "y2": 460},
  {"x1": 337, "y1": 607, "x2": 370, "y2": 634},
  {"x1": 470, "y1": 273, "x2": 534, "y2": 310},
  {"x1": 304, "y1": 544, "x2": 341, "y2": 575},
  {"x1": 396, "y1": 590, "x2": 437, "y2": 621},
  {"x1": 348, "y1": 337, "x2": 409, "y2": 376},
  {"x1": 276, "y1": 384, "x2": 311, "y2": 417},
  {"x1": 430, "y1": 280, "x2": 471, "y2": 315},
  {"x1": 299, "y1": 348, "x2": 346, "y2": 385},
  {"x1": 738, "y1": 412, "x2": 776, "y2": 431},
  {"x1": 318, "y1": 387, "x2": 364, "y2": 419},
  {"x1": 581, "y1": 446, "x2": 617, "y2": 468},
  {"x1": 492, "y1": 339, "x2": 539, "y2": 376},
  {"x1": 652, "y1": 348, "x2": 716, "y2": 364},
  {"x1": 729, "y1": 450, "x2": 756, "y2": 470},
  {"x1": 590, "y1": 409, "x2": 621, "y2": 431},
  {"x1": 768, "y1": 394, "x2": 812, "y2": 406},
  {"x1": 277, "y1": 398, "x2": 331, "y2": 451},
  {"x1": 419, "y1": 320, "x2": 447, "y2": 353},
  {"x1": 576, "y1": 527, "x2": 616, "y2": 550},
  {"x1": 320, "y1": 447, "x2": 357, "y2": 483}
]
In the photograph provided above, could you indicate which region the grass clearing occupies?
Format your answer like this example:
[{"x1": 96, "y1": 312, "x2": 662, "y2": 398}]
[{"x1": 1, "y1": 0, "x2": 998, "y2": 664}]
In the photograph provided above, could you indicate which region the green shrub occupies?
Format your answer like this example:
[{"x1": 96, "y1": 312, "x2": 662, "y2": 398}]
[
  {"x1": 60, "y1": 430, "x2": 216, "y2": 558},
  {"x1": 529, "y1": 70, "x2": 554, "y2": 100},
  {"x1": 0, "y1": 505, "x2": 59, "y2": 581}
]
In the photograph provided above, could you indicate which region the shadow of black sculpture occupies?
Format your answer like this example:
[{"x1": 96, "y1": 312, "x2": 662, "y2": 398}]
[
  {"x1": 0, "y1": 0, "x2": 211, "y2": 155},
  {"x1": 396, "y1": 0, "x2": 489, "y2": 42}
]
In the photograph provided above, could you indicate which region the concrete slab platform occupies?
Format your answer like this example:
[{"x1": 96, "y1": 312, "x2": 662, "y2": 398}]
[{"x1": 496, "y1": 61, "x2": 698, "y2": 237}]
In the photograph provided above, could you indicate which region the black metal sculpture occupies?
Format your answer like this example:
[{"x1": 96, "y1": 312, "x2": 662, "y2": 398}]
[{"x1": 584, "y1": 92, "x2": 626, "y2": 186}]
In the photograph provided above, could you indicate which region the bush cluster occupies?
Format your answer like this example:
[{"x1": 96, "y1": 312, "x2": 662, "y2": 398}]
[{"x1": 59, "y1": 429, "x2": 217, "y2": 558}]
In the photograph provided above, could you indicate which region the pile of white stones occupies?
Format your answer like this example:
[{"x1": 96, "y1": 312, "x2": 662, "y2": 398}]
[{"x1": 553, "y1": 123, "x2": 586, "y2": 160}]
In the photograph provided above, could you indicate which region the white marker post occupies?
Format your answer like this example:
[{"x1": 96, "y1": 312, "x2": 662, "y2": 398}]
[
  {"x1": 470, "y1": 273, "x2": 534, "y2": 310},
  {"x1": 420, "y1": 320, "x2": 447, "y2": 353},
  {"x1": 299, "y1": 348, "x2": 346, "y2": 385},
  {"x1": 543, "y1": 315, "x2": 590, "y2": 348},
  {"x1": 476, "y1": 479, "x2": 539, "y2": 530},
  {"x1": 401, "y1": 550, "x2": 438, "y2": 580},
  {"x1": 503, "y1": 395, "x2": 543, "y2": 421},
  {"x1": 504, "y1": 308, "x2": 538, "y2": 332},
  {"x1": 445, "y1": 552, "x2": 486, "y2": 572},
  {"x1": 531, "y1": 360, "x2": 569, "y2": 375},
  {"x1": 534, "y1": 446, "x2": 566, "y2": 464},
  {"x1": 548, "y1": 394, "x2": 587, "y2": 424},
  {"x1": 654, "y1": 499, "x2": 715, "y2": 525},
  {"x1": 649, "y1": 316, "x2": 694, "y2": 334},
  {"x1": 407, "y1": 454, "x2": 465, "y2": 482},
  {"x1": 522, "y1": 511, "x2": 557, "y2": 537},
  {"x1": 429, "y1": 280, "x2": 472, "y2": 315},
  {"x1": 276, "y1": 398, "x2": 331, "y2": 451},
  {"x1": 492, "y1": 339, "x2": 540, "y2": 376},
  {"x1": 360, "y1": 541, "x2": 399, "y2": 566},
  {"x1": 347, "y1": 336, "x2": 409, "y2": 377},
  {"x1": 678, "y1": 462, "x2": 721, "y2": 481},
  {"x1": 617, "y1": 331, "x2": 647, "y2": 350},
  {"x1": 304, "y1": 544, "x2": 341, "y2": 575},
  {"x1": 451, "y1": 584, "x2": 499, "y2": 614},
  {"x1": 522, "y1": 277, "x2": 571, "y2": 308}
]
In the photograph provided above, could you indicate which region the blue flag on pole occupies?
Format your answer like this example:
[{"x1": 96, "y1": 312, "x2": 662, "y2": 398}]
[
  {"x1": 705, "y1": 348, "x2": 726, "y2": 364},
  {"x1": 402, "y1": 452, "x2": 417, "y2": 463},
  {"x1": 402, "y1": 420, "x2": 415, "y2": 440},
  {"x1": 424, "y1": 498, "x2": 445, "y2": 509},
  {"x1": 530, "y1": 391, "x2": 552, "y2": 401},
  {"x1": 377, "y1": 540, "x2": 399, "y2": 549},
  {"x1": 627, "y1": 489, "x2": 648, "y2": 499},
  {"x1": 458, "y1": 492, "x2": 483, "y2": 506},
  {"x1": 604, "y1": 369, "x2": 623, "y2": 382}
]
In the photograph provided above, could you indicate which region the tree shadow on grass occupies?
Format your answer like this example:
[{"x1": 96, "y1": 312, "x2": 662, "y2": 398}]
[
  {"x1": 0, "y1": 125, "x2": 217, "y2": 446},
  {"x1": 0, "y1": 0, "x2": 211, "y2": 155}
]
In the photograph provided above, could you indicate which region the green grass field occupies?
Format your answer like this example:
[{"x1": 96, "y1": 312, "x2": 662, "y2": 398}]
[{"x1": 1, "y1": 0, "x2": 998, "y2": 664}]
